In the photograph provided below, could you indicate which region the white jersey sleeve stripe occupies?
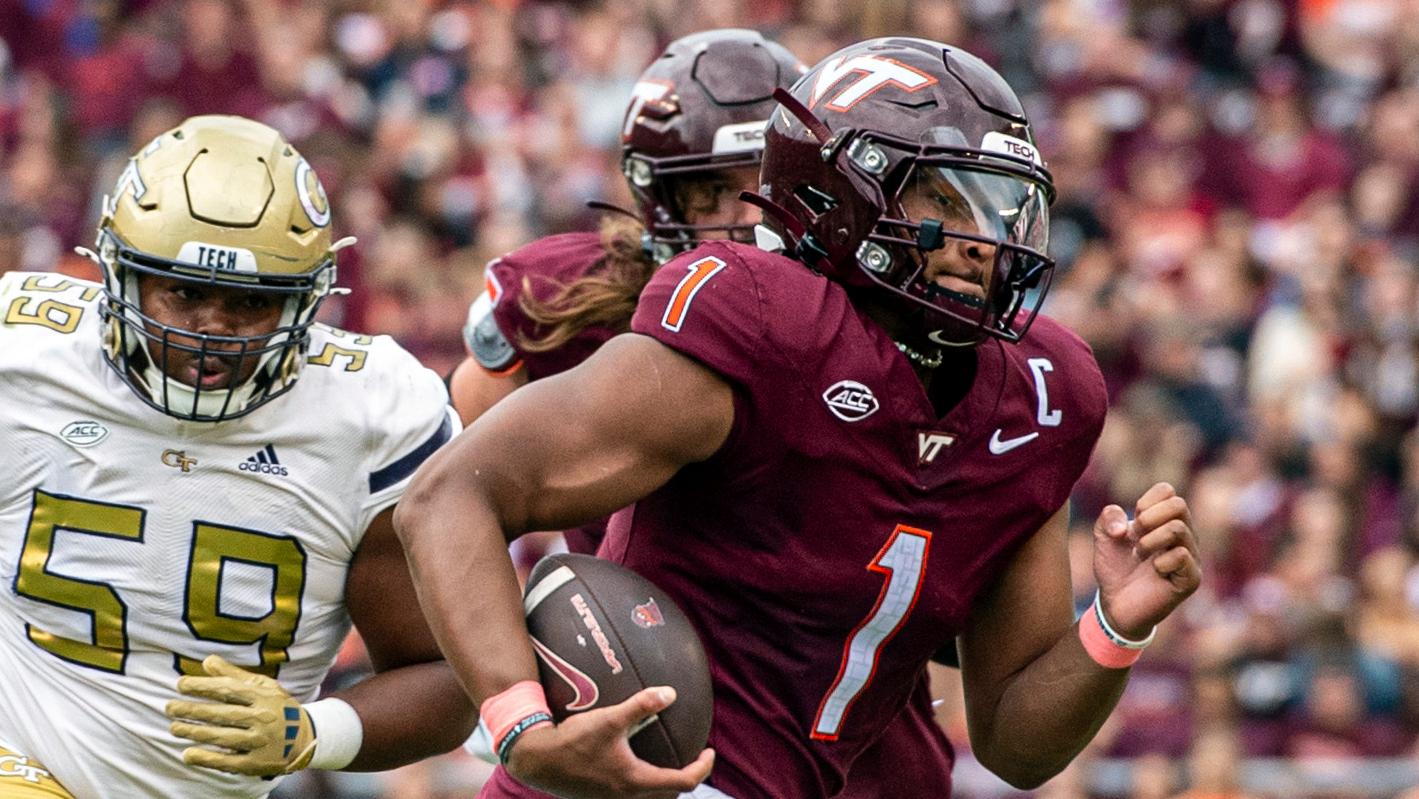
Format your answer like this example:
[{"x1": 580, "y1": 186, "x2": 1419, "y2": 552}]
[{"x1": 368, "y1": 411, "x2": 455, "y2": 493}]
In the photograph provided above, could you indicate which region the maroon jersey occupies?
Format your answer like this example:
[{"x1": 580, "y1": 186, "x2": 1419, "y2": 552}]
[
  {"x1": 833, "y1": 671, "x2": 953, "y2": 798},
  {"x1": 481, "y1": 240, "x2": 1106, "y2": 798},
  {"x1": 465, "y1": 231, "x2": 618, "y2": 554}
]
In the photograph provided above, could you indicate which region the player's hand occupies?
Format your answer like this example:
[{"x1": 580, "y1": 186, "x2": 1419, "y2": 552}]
[
  {"x1": 165, "y1": 655, "x2": 318, "y2": 777},
  {"x1": 1091, "y1": 482, "x2": 1201, "y2": 639},
  {"x1": 505, "y1": 686, "x2": 715, "y2": 799}
]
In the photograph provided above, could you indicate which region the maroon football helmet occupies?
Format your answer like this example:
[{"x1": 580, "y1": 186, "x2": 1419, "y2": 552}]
[
  {"x1": 757, "y1": 37, "x2": 1056, "y2": 347},
  {"x1": 621, "y1": 29, "x2": 805, "y2": 261}
]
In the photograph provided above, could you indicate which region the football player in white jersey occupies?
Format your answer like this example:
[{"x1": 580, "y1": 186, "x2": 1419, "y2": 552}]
[{"x1": 0, "y1": 115, "x2": 474, "y2": 798}]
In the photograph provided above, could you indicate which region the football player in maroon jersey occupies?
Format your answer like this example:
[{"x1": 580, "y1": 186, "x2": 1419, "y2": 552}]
[
  {"x1": 447, "y1": 28, "x2": 804, "y2": 556},
  {"x1": 398, "y1": 37, "x2": 1201, "y2": 799},
  {"x1": 447, "y1": 30, "x2": 960, "y2": 797}
]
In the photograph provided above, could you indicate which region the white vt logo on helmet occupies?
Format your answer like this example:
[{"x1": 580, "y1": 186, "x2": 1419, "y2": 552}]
[
  {"x1": 808, "y1": 55, "x2": 937, "y2": 112},
  {"x1": 823, "y1": 380, "x2": 880, "y2": 422}
]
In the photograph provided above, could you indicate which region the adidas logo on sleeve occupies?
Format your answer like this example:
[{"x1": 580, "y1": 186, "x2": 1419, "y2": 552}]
[{"x1": 238, "y1": 444, "x2": 289, "y2": 476}]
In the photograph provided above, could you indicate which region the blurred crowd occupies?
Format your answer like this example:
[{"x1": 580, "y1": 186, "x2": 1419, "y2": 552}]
[{"x1": 7, "y1": 0, "x2": 1419, "y2": 796}]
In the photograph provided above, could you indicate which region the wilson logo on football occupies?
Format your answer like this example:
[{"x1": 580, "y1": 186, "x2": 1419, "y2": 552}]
[
  {"x1": 632, "y1": 598, "x2": 665, "y2": 629},
  {"x1": 823, "y1": 380, "x2": 879, "y2": 422},
  {"x1": 809, "y1": 55, "x2": 937, "y2": 112},
  {"x1": 571, "y1": 594, "x2": 623, "y2": 674}
]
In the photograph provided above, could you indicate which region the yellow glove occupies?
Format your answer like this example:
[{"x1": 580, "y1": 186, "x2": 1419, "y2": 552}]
[{"x1": 164, "y1": 655, "x2": 317, "y2": 777}]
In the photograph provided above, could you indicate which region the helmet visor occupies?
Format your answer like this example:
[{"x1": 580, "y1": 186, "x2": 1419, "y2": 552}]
[{"x1": 907, "y1": 161, "x2": 1049, "y2": 257}]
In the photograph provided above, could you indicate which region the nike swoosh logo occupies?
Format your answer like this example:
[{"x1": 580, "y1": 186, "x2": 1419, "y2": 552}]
[
  {"x1": 989, "y1": 429, "x2": 1039, "y2": 455},
  {"x1": 531, "y1": 637, "x2": 599, "y2": 711}
]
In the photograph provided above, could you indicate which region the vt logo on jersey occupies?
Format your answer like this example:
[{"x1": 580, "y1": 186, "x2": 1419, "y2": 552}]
[
  {"x1": 239, "y1": 444, "x2": 289, "y2": 476},
  {"x1": 823, "y1": 380, "x2": 879, "y2": 422},
  {"x1": 917, "y1": 431, "x2": 956, "y2": 465},
  {"x1": 809, "y1": 55, "x2": 937, "y2": 112}
]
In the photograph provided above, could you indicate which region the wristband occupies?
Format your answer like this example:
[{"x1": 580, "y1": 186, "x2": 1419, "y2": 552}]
[
  {"x1": 1078, "y1": 590, "x2": 1155, "y2": 669},
  {"x1": 497, "y1": 711, "x2": 554, "y2": 765},
  {"x1": 481, "y1": 681, "x2": 554, "y2": 764},
  {"x1": 304, "y1": 697, "x2": 364, "y2": 770}
]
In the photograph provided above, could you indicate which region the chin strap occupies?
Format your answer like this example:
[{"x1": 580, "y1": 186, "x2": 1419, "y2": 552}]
[
  {"x1": 738, "y1": 191, "x2": 833, "y2": 272},
  {"x1": 585, "y1": 200, "x2": 643, "y2": 223}
]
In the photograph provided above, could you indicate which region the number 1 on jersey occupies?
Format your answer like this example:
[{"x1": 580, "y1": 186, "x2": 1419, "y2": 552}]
[
  {"x1": 812, "y1": 524, "x2": 932, "y2": 740},
  {"x1": 661, "y1": 256, "x2": 726, "y2": 332}
]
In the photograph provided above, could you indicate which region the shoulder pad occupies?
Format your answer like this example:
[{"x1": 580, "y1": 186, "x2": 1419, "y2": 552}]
[{"x1": 463, "y1": 290, "x2": 517, "y2": 372}]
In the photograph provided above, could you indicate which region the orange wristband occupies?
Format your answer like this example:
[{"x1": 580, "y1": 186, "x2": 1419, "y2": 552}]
[
  {"x1": 481, "y1": 680, "x2": 554, "y2": 762},
  {"x1": 1078, "y1": 591, "x2": 1154, "y2": 669}
]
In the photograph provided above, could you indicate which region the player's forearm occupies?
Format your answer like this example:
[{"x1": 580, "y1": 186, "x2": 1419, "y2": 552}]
[
  {"x1": 332, "y1": 660, "x2": 477, "y2": 771},
  {"x1": 394, "y1": 446, "x2": 543, "y2": 706},
  {"x1": 967, "y1": 625, "x2": 1128, "y2": 789}
]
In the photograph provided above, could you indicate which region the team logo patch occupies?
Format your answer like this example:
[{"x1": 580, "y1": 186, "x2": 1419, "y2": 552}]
[
  {"x1": 60, "y1": 420, "x2": 109, "y2": 447},
  {"x1": 105, "y1": 158, "x2": 147, "y2": 216},
  {"x1": 632, "y1": 598, "x2": 665, "y2": 629},
  {"x1": 294, "y1": 157, "x2": 331, "y2": 228},
  {"x1": 623, "y1": 79, "x2": 675, "y2": 139},
  {"x1": 809, "y1": 55, "x2": 937, "y2": 112},
  {"x1": 0, "y1": 753, "x2": 52, "y2": 784},
  {"x1": 917, "y1": 430, "x2": 955, "y2": 465},
  {"x1": 161, "y1": 449, "x2": 198, "y2": 472},
  {"x1": 823, "y1": 380, "x2": 879, "y2": 422}
]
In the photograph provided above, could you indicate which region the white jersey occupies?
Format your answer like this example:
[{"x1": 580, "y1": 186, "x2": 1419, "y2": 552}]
[{"x1": 0, "y1": 272, "x2": 459, "y2": 798}]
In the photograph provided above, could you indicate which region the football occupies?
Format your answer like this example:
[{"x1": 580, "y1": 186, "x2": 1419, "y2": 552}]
[{"x1": 522, "y1": 552, "x2": 713, "y2": 768}]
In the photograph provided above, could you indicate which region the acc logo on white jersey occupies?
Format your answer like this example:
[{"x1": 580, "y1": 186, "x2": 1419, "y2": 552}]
[
  {"x1": 60, "y1": 420, "x2": 110, "y2": 447},
  {"x1": 823, "y1": 380, "x2": 879, "y2": 422},
  {"x1": 809, "y1": 55, "x2": 937, "y2": 112}
]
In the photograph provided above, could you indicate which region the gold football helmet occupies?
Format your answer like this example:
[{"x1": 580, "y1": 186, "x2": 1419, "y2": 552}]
[{"x1": 91, "y1": 115, "x2": 345, "y2": 421}]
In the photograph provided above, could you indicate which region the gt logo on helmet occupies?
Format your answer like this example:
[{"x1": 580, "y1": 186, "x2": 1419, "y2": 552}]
[
  {"x1": 809, "y1": 55, "x2": 937, "y2": 112},
  {"x1": 107, "y1": 159, "x2": 148, "y2": 216},
  {"x1": 295, "y1": 158, "x2": 330, "y2": 228}
]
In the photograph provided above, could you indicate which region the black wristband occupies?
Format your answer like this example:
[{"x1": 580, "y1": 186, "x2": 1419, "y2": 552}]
[{"x1": 497, "y1": 711, "x2": 554, "y2": 765}]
